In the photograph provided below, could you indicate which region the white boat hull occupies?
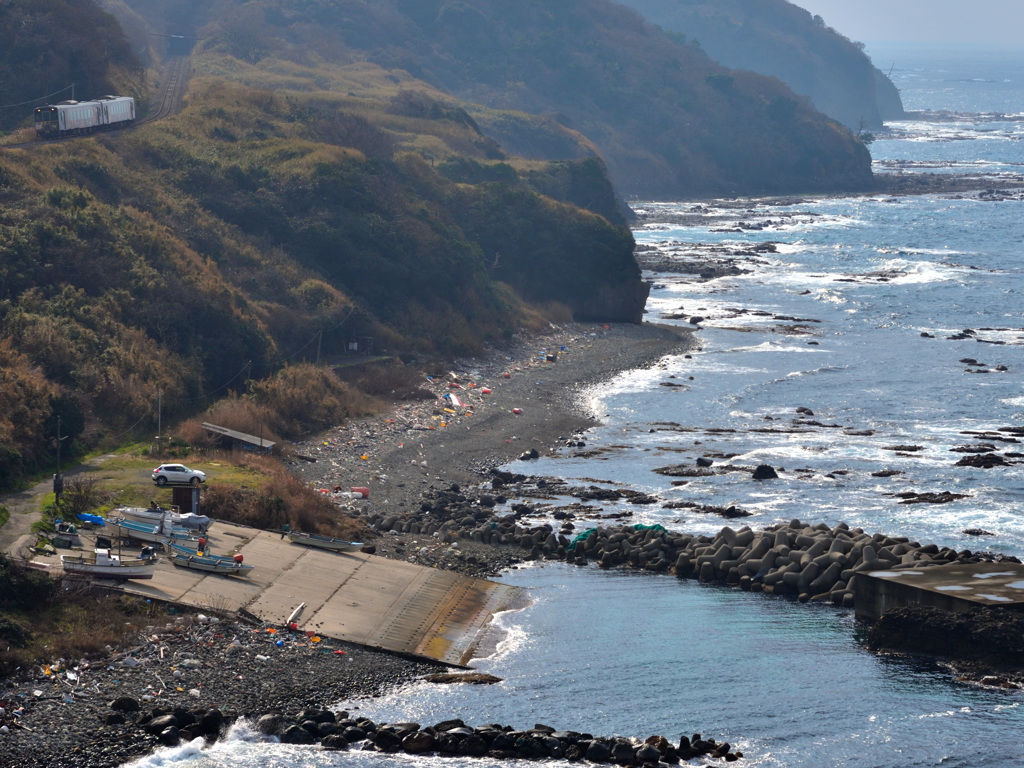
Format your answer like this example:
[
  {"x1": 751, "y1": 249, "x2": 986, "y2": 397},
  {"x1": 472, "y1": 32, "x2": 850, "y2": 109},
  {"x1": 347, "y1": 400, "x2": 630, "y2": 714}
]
[
  {"x1": 61, "y1": 552, "x2": 158, "y2": 580},
  {"x1": 111, "y1": 517, "x2": 201, "y2": 550},
  {"x1": 117, "y1": 506, "x2": 210, "y2": 531}
]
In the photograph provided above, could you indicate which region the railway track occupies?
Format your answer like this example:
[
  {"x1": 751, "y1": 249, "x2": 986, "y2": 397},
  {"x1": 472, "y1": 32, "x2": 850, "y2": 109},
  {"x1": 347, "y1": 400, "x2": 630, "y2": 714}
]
[{"x1": 140, "y1": 55, "x2": 188, "y2": 125}]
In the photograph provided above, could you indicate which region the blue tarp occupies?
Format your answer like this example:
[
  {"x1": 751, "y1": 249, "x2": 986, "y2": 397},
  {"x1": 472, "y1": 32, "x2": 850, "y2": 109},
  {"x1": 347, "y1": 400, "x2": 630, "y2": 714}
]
[{"x1": 76, "y1": 513, "x2": 106, "y2": 527}]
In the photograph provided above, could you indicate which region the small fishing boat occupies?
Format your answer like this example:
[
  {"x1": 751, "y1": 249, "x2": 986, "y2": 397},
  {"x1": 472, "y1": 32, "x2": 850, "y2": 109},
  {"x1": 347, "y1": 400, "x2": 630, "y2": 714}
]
[
  {"x1": 111, "y1": 515, "x2": 203, "y2": 551},
  {"x1": 117, "y1": 505, "x2": 210, "y2": 531},
  {"x1": 166, "y1": 541, "x2": 226, "y2": 559},
  {"x1": 288, "y1": 531, "x2": 363, "y2": 553},
  {"x1": 61, "y1": 547, "x2": 159, "y2": 580},
  {"x1": 171, "y1": 552, "x2": 253, "y2": 576}
]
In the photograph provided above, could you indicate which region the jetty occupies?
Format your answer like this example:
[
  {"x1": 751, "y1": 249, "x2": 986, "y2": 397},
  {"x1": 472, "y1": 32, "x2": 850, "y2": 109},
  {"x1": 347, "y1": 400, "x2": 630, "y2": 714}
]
[
  {"x1": 854, "y1": 562, "x2": 1024, "y2": 622},
  {"x1": 64, "y1": 520, "x2": 518, "y2": 666}
]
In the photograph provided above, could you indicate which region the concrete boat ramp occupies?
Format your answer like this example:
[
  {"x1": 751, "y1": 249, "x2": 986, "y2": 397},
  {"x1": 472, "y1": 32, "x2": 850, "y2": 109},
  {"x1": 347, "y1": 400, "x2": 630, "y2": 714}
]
[{"x1": 75, "y1": 521, "x2": 518, "y2": 667}]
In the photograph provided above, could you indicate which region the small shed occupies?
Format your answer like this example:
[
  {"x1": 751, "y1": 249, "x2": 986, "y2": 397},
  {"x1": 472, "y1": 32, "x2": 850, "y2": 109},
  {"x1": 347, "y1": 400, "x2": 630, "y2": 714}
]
[{"x1": 201, "y1": 422, "x2": 276, "y2": 453}]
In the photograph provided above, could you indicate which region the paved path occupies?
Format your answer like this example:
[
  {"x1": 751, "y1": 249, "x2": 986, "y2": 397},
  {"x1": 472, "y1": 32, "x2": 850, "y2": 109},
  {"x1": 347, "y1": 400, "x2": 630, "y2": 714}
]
[{"x1": 0, "y1": 454, "x2": 117, "y2": 558}]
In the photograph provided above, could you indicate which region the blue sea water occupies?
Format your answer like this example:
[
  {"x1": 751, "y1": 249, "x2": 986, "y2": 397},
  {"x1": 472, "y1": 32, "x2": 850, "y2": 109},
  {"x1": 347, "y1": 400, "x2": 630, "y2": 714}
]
[{"x1": 128, "y1": 46, "x2": 1024, "y2": 768}]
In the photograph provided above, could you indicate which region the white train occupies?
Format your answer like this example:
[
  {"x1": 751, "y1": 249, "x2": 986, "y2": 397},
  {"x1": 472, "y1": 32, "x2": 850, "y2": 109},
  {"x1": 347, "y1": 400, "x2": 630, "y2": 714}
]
[{"x1": 34, "y1": 95, "x2": 136, "y2": 138}]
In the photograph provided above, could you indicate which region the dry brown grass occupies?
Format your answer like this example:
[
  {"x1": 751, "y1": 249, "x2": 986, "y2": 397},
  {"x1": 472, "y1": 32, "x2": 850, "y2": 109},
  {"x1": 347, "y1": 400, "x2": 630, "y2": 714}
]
[
  {"x1": 524, "y1": 301, "x2": 574, "y2": 328},
  {"x1": 0, "y1": 587, "x2": 171, "y2": 675},
  {"x1": 332, "y1": 359, "x2": 434, "y2": 401},
  {"x1": 176, "y1": 397, "x2": 282, "y2": 450},
  {"x1": 248, "y1": 363, "x2": 382, "y2": 439},
  {"x1": 200, "y1": 453, "x2": 373, "y2": 541}
]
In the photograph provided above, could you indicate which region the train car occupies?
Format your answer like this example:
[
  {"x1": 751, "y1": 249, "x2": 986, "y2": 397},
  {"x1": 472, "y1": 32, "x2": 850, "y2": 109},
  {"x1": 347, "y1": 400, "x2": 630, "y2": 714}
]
[
  {"x1": 33, "y1": 96, "x2": 135, "y2": 138},
  {"x1": 34, "y1": 100, "x2": 102, "y2": 138},
  {"x1": 97, "y1": 95, "x2": 136, "y2": 128}
]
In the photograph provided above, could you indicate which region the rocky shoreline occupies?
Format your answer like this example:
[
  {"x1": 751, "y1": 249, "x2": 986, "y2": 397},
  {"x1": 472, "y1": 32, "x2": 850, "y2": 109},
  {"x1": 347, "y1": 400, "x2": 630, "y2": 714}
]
[
  {"x1": 4, "y1": 319, "x2": 1024, "y2": 767},
  {"x1": 0, "y1": 603, "x2": 743, "y2": 766},
  {"x1": 288, "y1": 321, "x2": 697, "y2": 521},
  {"x1": 1, "y1": 322, "x2": 709, "y2": 768},
  {"x1": 0, "y1": 610, "x2": 440, "y2": 768}
]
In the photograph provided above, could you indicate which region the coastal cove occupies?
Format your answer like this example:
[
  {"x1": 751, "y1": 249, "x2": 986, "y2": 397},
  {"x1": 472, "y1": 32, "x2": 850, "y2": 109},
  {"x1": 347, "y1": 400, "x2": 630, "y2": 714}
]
[
  {"x1": 6, "y1": 44, "x2": 1024, "y2": 768},
  {"x1": 321, "y1": 45, "x2": 1024, "y2": 768}
]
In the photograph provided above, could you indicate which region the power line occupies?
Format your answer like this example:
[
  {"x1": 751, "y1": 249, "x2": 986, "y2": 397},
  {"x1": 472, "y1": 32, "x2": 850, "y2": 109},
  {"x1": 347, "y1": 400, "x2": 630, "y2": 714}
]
[
  {"x1": 253, "y1": 305, "x2": 357, "y2": 368},
  {"x1": 163, "y1": 359, "x2": 253, "y2": 404},
  {"x1": 0, "y1": 84, "x2": 74, "y2": 110},
  {"x1": 99, "y1": 408, "x2": 154, "y2": 443}
]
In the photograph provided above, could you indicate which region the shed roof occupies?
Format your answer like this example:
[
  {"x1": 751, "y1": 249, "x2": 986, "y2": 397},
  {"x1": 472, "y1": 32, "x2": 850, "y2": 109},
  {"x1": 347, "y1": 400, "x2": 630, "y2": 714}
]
[{"x1": 201, "y1": 422, "x2": 276, "y2": 450}]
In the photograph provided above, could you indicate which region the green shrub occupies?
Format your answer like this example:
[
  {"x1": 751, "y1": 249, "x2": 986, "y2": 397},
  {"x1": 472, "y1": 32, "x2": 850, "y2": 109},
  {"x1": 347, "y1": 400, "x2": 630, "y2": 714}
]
[
  {"x1": 0, "y1": 551, "x2": 55, "y2": 610},
  {"x1": 0, "y1": 616, "x2": 30, "y2": 648}
]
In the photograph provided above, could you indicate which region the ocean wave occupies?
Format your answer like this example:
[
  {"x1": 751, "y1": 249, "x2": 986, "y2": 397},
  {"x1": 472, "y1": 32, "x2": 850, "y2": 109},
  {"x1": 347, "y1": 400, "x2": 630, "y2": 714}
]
[{"x1": 122, "y1": 720, "x2": 277, "y2": 767}]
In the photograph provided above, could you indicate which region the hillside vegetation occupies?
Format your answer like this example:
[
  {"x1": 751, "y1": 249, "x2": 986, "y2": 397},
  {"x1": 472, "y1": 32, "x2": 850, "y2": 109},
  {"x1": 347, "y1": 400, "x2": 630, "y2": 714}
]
[
  {"x1": 0, "y1": 47, "x2": 644, "y2": 491},
  {"x1": 0, "y1": 0, "x2": 878, "y2": 489},
  {"x1": 123, "y1": 0, "x2": 873, "y2": 198},
  {"x1": 0, "y1": 0, "x2": 146, "y2": 132},
  {"x1": 617, "y1": 0, "x2": 906, "y2": 130}
]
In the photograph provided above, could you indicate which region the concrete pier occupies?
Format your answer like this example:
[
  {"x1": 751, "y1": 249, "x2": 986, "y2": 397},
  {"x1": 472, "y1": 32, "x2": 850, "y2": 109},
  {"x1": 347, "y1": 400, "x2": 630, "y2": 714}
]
[
  {"x1": 67, "y1": 521, "x2": 519, "y2": 667},
  {"x1": 854, "y1": 562, "x2": 1024, "y2": 622}
]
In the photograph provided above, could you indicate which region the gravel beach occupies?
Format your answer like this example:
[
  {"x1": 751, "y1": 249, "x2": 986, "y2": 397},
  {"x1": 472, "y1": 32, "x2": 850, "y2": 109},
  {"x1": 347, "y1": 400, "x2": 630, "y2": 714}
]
[
  {"x1": 0, "y1": 321, "x2": 696, "y2": 768},
  {"x1": 288, "y1": 321, "x2": 696, "y2": 523}
]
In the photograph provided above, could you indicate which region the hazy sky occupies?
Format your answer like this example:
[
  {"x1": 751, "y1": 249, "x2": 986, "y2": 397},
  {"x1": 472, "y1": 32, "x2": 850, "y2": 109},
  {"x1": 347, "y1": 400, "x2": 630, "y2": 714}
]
[{"x1": 790, "y1": 0, "x2": 1024, "y2": 47}]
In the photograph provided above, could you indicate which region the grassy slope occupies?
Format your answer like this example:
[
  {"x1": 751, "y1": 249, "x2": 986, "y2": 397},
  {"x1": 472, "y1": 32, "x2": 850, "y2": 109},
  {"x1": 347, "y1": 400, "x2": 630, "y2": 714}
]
[{"x1": 0, "y1": 42, "x2": 643, "y2": 488}]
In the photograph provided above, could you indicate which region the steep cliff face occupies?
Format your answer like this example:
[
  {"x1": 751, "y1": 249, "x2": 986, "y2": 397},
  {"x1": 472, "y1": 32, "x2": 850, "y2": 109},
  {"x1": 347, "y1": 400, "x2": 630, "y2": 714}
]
[
  {"x1": 874, "y1": 67, "x2": 908, "y2": 121},
  {"x1": 617, "y1": 0, "x2": 906, "y2": 129}
]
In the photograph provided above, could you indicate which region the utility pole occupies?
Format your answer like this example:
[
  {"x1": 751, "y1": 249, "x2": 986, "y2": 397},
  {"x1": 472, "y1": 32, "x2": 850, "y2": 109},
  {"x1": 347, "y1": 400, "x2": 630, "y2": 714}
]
[
  {"x1": 316, "y1": 329, "x2": 323, "y2": 366},
  {"x1": 53, "y1": 415, "x2": 64, "y2": 507},
  {"x1": 156, "y1": 389, "x2": 162, "y2": 456}
]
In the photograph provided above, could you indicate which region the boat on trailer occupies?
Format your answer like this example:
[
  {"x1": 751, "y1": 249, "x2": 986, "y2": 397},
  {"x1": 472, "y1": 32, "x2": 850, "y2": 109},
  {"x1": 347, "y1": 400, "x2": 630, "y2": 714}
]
[
  {"x1": 116, "y1": 505, "x2": 210, "y2": 531},
  {"x1": 171, "y1": 552, "x2": 253, "y2": 576},
  {"x1": 288, "y1": 531, "x2": 363, "y2": 553},
  {"x1": 111, "y1": 515, "x2": 203, "y2": 551},
  {"x1": 61, "y1": 547, "x2": 159, "y2": 580}
]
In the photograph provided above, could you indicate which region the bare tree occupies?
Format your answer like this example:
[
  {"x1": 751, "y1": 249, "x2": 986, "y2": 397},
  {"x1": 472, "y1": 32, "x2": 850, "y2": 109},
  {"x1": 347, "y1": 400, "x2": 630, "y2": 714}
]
[
  {"x1": 61, "y1": 475, "x2": 102, "y2": 520},
  {"x1": 217, "y1": 9, "x2": 274, "y2": 64}
]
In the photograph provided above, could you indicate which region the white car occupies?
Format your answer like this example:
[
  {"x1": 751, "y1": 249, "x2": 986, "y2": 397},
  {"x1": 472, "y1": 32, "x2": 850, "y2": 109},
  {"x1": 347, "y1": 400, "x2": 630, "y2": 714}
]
[{"x1": 152, "y1": 463, "x2": 206, "y2": 486}]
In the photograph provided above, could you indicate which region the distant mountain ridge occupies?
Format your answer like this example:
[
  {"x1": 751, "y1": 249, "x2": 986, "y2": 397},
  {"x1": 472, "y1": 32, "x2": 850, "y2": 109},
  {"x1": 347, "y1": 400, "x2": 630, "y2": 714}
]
[{"x1": 616, "y1": 0, "x2": 906, "y2": 130}]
